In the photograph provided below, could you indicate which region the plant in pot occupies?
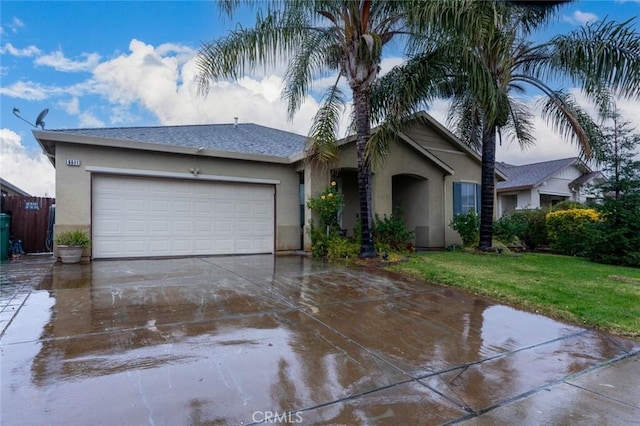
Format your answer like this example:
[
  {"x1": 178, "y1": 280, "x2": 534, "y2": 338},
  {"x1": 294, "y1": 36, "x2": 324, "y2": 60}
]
[{"x1": 54, "y1": 229, "x2": 91, "y2": 264}]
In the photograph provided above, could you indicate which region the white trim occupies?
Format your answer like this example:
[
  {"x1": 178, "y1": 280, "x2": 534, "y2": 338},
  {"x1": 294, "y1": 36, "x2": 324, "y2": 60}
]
[
  {"x1": 422, "y1": 147, "x2": 468, "y2": 156},
  {"x1": 538, "y1": 190, "x2": 572, "y2": 197},
  {"x1": 85, "y1": 166, "x2": 281, "y2": 185}
]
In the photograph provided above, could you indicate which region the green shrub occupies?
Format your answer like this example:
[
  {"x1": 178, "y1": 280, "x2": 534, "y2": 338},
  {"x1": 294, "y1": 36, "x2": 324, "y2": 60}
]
[
  {"x1": 307, "y1": 181, "x2": 345, "y2": 257},
  {"x1": 551, "y1": 200, "x2": 586, "y2": 211},
  {"x1": 493, "y1": 215, "x2": 520, "y2": 245},
  {"x1": 326, "y1": 235, "x2": 360, "y2": 259},
  {"x1": 449, "y1": 211, "x2": 479, "y2": 247},
  {"x1": 502, "y1": 209, "x2": 549, "y2": 250},
  {"x1": 372, "y1": 212, "x2": 414, "y2": 252},
  {"x1": 307, "y1": 222, "x2": 329, "y2": 257},
  {"x1": 54, "y1": 229, "x2": 91, "y2": 247},
  {"x1": 306, "y1": 181, "x2": 343, "y2": 232},
  {"x1": 546, "y1": 208, "x2": 601, "y2": 256},
  {"x1": 585, "y1": 194, "x2": 640, "y2": 267}
]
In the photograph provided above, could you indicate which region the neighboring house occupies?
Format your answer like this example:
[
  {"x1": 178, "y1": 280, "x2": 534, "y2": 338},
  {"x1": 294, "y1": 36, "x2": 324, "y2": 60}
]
[
  {"x1": 34, "y1": 112, "x2": 505, "y2": 260},
  {"x1": 0, "y1": 177, "x2": 31, "y2": 197},
  {"x1": 496, "y1": 157, "x2": 605, "y2": 217}
]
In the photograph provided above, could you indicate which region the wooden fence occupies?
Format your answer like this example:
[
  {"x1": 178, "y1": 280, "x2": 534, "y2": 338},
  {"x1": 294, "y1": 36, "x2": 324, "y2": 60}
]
[{"x1": 1, "y1": 196, "x2": 55, "y2": 253}]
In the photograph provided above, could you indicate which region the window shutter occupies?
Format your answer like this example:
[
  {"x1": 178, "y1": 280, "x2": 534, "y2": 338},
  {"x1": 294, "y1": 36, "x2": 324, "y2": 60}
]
[
  {"x1": 453, "y1": 182, "x2": 462, "y2": 215},
  {"x1": 476, "y1": 184, "x2": 482, "y2": 213}
]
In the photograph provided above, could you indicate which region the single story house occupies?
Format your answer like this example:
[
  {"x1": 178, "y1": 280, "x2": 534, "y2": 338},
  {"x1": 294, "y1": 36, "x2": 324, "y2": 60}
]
[
  {"x1": 34, "y1": 112, "x2": 505, "y2": 260},
  {"x1": 1, "y1": 177, "x2": 31, "y2": 197},
  {"x1": 496, "y1": 157, "x2": 605, "y2": 217}
]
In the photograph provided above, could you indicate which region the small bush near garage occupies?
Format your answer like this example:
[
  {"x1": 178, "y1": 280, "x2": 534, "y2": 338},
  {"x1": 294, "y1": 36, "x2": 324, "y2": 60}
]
[
  {"x1": 373, "y1": 212, "x2": 414, "y2": 253},
  {"x1": 307, "y1": 181, "x2": 344, "y2": 231},
  {"x1": 546, "y1": 208, "x2": 600, "y2": 256},
  {"x1": 307, "y1": 181, "x2": 345, "y2": 257}
]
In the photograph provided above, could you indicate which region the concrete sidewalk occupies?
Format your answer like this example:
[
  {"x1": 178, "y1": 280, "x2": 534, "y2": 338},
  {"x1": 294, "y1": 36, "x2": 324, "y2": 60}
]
[
  {"x1": 0, "y1": 254, "x2": 55, "y2": 336},
  {"x1": 1, "y1": 255, "x2": 638, "y2": 425}
]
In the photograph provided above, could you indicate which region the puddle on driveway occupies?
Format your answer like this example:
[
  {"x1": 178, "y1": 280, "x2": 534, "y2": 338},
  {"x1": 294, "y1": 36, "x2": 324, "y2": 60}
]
[{"x1": 1, "y1": 255, "x2": 637, "y2": 424}]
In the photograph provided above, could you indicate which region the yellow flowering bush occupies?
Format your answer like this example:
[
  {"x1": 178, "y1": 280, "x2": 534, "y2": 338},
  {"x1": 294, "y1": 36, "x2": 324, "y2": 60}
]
[
  {"x1": 546, "y1": 208, "x2": 601, "y2": 255},
  {"x1": 307, "y1": 181, "x2": 344, "y2": 230},
  {"x1": 307, "y1": 181, "x2": 346, "y2": 257}
]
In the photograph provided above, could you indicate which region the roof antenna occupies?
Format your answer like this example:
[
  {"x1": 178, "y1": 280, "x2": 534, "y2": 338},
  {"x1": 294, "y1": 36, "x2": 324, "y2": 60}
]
[
  {"x1": 234, "y1": 117, "x2": 238, "y2": 128},
  {"x1": 13, "y1": 107, "x2": 49, "y2": 129}
]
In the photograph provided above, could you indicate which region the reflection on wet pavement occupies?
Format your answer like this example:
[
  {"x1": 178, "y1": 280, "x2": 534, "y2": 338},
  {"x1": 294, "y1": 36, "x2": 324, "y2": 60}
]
[{"x1": 1, "y1": 255, "x2": 638, "y2": 425}]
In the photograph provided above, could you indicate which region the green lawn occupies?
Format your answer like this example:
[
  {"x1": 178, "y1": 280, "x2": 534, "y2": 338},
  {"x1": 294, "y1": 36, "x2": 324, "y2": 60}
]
[{"x1": 390, "y1": 252, "x2": 640, "y2": 338}]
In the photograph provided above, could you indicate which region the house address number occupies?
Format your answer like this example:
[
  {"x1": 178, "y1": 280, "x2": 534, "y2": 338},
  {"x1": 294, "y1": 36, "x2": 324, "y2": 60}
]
[{"x1": 66, "y1": 159, "x2": 81, "y2": 166}]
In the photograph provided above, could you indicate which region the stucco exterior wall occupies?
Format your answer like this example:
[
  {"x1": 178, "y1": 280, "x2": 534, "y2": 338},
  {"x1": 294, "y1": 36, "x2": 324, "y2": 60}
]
[
  {"x1": 54, "y1": 143, "x2": 301, "y2": 253},
  {"x1": 320, "y1": 124, "x2": 486, "y2": 248},
  {"x1": 371, "y1": 140, "x2": 448, "y2": 247}
]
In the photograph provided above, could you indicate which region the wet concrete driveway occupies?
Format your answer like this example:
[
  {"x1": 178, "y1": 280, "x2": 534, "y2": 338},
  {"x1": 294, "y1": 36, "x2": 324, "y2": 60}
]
[{"x1": 1, "y1": 255, "x2": 639, "y2": 425}]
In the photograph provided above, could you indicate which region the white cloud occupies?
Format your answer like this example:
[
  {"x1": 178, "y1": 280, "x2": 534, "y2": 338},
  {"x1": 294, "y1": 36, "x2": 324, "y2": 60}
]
[
  {"x1": 88, "y1": 39, "x2": 321, "y2": 134},
  {"x1": 35, "y1": 50, "x2": 101, "y2": 72},
  {"x1": 58, "y1": 97, "x2": 79, "y2": 115},
  {"x1": 428, "y1": 90, "x2": 640, "y2": 167},
  {"x1": 0, "y1": 81, "x2": 49, "y2": 100},
  {"x1": 79, "y1": 111, "x2": 105, "y2": 128},
  {"x1": 0, "y1": 42, "x2": 41, "y2": 57},
  {"x1": 10, "y1": 17, "x2": 25, "y2": 33},
  {"x1": 0, "y1": 79, "x2": 95, "y2": 101},
  {"x1": 562, "y1": 10, "x2": 599, "y2": 26},
  {"x1": 496, "y1": 111, "x2": 581, "y2": 165},
  {"x1": 0, "y1": 129, "x2": 55, "y2": 197}
]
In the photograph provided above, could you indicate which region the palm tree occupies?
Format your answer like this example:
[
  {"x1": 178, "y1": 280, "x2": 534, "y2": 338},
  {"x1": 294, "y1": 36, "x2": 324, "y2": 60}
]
[
  {"x1": 373, "y1": 0, "x2": 640, "y2": 250},
  {"x1": 196, "y1": 0, "x2": 452, "y2": 257}
]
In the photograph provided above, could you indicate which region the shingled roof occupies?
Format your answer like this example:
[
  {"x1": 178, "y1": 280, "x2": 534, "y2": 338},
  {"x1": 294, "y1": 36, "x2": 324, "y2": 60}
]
[
  {"x1": 46, "y1": 123, "x2": 308, "y2": 158},
  {"x1": 496, "y1": 157, "x2": 584, "y2": 191}
]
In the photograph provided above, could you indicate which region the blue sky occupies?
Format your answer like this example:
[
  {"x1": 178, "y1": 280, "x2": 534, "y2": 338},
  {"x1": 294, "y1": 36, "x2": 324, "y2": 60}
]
[{"x1": 1, "y1": 0, "x2": 639, "y2": 196}]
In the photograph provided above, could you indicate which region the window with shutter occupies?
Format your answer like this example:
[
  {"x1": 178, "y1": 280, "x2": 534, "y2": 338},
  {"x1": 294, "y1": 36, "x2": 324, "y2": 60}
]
[{"x1": 453, "y1": 182, "x2": 481, "y2": 215}]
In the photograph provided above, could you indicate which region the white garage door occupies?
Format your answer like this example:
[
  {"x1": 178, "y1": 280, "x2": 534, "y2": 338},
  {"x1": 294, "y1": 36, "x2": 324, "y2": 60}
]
[{"x1": 92, "y1": 175, "x2": 274, "y2": 258}]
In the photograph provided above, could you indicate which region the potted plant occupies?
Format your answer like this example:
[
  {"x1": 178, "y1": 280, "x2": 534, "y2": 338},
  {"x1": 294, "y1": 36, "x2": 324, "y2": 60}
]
[{"x1": 54, "y1": 229, "x2": 91, "y2": 264}]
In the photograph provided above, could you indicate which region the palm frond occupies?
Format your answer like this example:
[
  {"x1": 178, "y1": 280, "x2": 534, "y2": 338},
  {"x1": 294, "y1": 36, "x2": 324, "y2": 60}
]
[
  {"x1": 503, "y1": 98, "x2": 535, "y2": 149},
  {"x1": 369, "y1": 49, "x2": 454, "y2": 125},
  {"x1": 283, "y1": 30, "x2": 340, "y2": 119},
  {"x1": 365, "y1": 125, "x2": 393, "y2": 170},
  {"x1": 539, "y1": 90, "x2": 605, "y2": 159},
  {"x1": 196, "y1": 8, "x2": 309, "y2": 95},
  {"x1": 447, "y1": 94, "x2": 484, "y2": 150},
  {"x1": 544, "y1": 18, "x2": 640, "y2": 100},
  {"x1": 306, "y1": 78, "x2": 345, "y2": 166}
]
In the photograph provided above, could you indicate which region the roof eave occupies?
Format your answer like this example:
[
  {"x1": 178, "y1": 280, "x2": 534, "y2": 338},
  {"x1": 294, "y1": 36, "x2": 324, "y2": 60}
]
[
  {"x1": 32, "y1": 130, "x2": 292, "y2": 165},
  {"x1": 496, "y1": 184, "x2": 533, "y2": 193}
]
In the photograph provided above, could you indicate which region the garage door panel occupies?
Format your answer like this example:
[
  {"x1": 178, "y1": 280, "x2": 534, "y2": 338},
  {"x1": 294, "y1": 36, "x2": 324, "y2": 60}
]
[
  {"x1": 150, "y1": 220, "x2": 170, "y2": 232},
  {"x1": 92, "y1": 176, "x2": 274, "y2": 258},
  {"x1": 174, "y1": 220, "x2": 192, "y2": 233}
]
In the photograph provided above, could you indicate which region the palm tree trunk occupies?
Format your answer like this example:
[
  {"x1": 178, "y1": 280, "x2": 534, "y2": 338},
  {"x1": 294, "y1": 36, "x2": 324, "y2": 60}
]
[
  {"x1": 354, "y1": 89, "x2": 376, "y2": 258},
  {"x1": 479, "y1": 125, "x2": 497, "y2": 251}
]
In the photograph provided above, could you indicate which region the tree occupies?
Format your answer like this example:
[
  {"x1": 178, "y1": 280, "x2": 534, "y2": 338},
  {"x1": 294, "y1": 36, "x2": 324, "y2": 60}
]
[
  {"x1": 372, "y1": 0, "x2": 640, "y2": 251},
  {"x1": 196, "y1": 1, "x2": 451, "y2": 258},
  {"x1": 585, "y1": 108, "x2": 640, "y2": 267},
  {"x1": 597, "y1": 109, "x2": 640, "y2": 200}
]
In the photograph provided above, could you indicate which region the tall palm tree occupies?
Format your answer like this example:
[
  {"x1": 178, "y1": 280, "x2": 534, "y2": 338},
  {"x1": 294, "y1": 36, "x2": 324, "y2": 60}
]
[
  {"x1": 372, "y1": 0, "x2": 640, "y2": 250},
  {"x1": 196, "y1": 0, "x2": 451, "y2": 257}
]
